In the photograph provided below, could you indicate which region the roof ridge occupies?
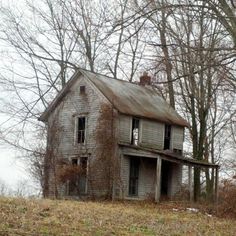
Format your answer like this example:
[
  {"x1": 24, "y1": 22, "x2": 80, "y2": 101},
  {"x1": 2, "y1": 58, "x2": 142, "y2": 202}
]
[{"x1": 78, "y1": 68, "x2": 162, "y2": 95}]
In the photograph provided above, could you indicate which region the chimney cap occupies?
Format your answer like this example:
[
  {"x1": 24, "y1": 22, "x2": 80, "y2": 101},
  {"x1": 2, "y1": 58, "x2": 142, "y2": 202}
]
[{"x1": 140, "y1": 72, "x2": 151, "y2": 86}]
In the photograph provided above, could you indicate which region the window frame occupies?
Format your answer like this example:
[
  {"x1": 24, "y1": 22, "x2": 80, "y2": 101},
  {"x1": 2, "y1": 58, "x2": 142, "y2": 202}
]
[
  {"x1": 74, "y1": 116, "x2": 87, "y2": 144},
  {"x1": 131, "y1": 117, "x2": 140, "y2": 146}
]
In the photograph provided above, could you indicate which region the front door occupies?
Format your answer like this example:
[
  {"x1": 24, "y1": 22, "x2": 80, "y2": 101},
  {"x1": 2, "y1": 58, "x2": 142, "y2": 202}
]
[{"x1": 129, "y1": 158, "x2": 140, "y2": 196}]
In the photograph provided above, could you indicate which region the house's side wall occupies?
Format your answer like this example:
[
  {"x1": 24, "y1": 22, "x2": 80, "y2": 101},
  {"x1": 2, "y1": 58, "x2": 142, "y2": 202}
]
[
  {"x1": 47, "y1": 76, "x2": 102, "y2": 157},
  {"x1": 46, "y1": 75, "x2": 114, "y2": 198},
  {"x1": 140, "y1": 119, "x2": 164, "y2": 149},
  {"x1": 171, "y1": 126, "x2": 184, "y2": 151}
]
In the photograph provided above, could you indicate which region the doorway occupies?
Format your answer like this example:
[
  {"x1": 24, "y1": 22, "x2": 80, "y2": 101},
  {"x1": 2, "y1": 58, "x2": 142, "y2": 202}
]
[{"x1": 161, "y1": 160, "x2": 172, "y2": 199}]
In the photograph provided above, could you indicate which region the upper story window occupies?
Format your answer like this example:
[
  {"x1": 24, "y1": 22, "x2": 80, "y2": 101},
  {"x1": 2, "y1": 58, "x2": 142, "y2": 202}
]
[
  {"x1": 80, "y1": 85, "x2": 86, "y2": 94},
  {"x1": 164, "y1": 124, "x2": 171, "y2": 150},
  {"x1": 77, "y1": 117, "x2": 86, "y2": 143},
  {"x1": 131, "y1": 118, "x2": 139, "y2": 145}
]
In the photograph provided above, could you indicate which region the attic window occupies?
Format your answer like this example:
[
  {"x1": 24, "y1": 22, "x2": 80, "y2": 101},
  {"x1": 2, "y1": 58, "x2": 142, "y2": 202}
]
[
  {"x1": 131, "y1": 118, "x2": 139, "y2": 145},
  {"x1": 80, "y1": 85, "x2": 86, "y2": 94}
]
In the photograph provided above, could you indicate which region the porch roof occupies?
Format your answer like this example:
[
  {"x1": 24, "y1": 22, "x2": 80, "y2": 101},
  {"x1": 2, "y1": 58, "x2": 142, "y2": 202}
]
[{"x1": 119, "y1": 143, "x2": 219, "y2": 169}]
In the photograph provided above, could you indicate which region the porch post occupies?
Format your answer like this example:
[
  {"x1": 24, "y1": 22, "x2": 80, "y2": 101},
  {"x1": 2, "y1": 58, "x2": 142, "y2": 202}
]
[
  {"x1": 155, "y1": 157, "x2": 162, "y2": 202},
  {"x1": 188, "y1": 165, "x2": 193, "y2": 202},
  {"x1": 214, "y1": 166, "x2": 219, "y2": 205}
]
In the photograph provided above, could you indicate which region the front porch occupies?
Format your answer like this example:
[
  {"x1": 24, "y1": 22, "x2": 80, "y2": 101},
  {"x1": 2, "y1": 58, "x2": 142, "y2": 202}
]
[{"x1": 119, "y1": 144, "x2": 219, "y2": 202}]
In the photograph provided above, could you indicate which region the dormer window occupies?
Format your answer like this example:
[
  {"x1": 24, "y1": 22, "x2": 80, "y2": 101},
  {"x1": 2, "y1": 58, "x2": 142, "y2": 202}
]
[
  {"x1": 131, "y1": 118, "x2": 139, "y2": 145},
  {"x1": 80, "y1": 85, "x2": 86, "y2": 94}
]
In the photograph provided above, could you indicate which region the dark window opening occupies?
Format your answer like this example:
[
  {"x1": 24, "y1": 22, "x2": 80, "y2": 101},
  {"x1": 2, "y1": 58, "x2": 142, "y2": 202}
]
[
  {"x1": 164, "y1": 124, "x2": 171, "y2": 150},
  {"x1": 131, "y1": 118, "x2": 139, "y2": 145},
  {"x1": 129, "y1": 158, "x2": 140, "y2": 196},
  {"x1": 78, "y1": 117, "x2": 86, "y2": 143},
  {"x1": 173, "y1": 148, "x2": 182, "y2": 155},
  {"x1": 72, "y1": 158, "x2": 78, "y2": 165},
  {"x1": 80, "y1": 85, "x2": 86, "y2": 94},
  {"x1": 80, "y1": 157, "x2": 88, "y2": 175}
]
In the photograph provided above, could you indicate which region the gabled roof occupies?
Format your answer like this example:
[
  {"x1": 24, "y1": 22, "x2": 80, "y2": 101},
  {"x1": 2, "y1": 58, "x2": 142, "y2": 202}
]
[{"x1": 39, "y1": 69, "x2": 188, "y2": 127}]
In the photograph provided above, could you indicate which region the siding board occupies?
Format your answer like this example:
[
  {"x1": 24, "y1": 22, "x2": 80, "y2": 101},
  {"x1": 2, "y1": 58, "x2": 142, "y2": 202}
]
[
  {"x1": 140, "y1": 119, "x2": 164, "y2": 149},
  {"x1": 119, "y1": 115, "x2": 131, "y2": 144},
  {"x1": 171, "y1": 126, "x2": 184, "y2": 151}
]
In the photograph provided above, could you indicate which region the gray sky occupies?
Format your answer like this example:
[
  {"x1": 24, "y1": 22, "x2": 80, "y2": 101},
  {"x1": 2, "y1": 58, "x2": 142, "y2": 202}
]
[{"x1": 0, "y1": 148, "x2": 29, "y2": 188}]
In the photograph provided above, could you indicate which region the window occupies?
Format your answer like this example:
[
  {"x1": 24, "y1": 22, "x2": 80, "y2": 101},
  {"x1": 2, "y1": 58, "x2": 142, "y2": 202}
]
[
  {"x1": 80, "y1": 85, "x2": 86, "y2": 94},
  {"x1": 80, "y1": 157, "x2": 88, "y2": 174},
  {"x1": 129, "y1": 158, "x2": 140, "y2": 196},
  {"x1": 72, "y1": 158, "x2": 78, "y2": 165},
  {"x1": 164, "y1": 124, "x2": 171, "y2": 150},
  {"x1": 77, "y1": 117, "x2": 86, "y2": 143},
  {"x1": 131, "y1": 118, "x2": 139, "y2": 145},
  {"x1": 173, "y1": 149, "x2": 182, "y2": 155}
]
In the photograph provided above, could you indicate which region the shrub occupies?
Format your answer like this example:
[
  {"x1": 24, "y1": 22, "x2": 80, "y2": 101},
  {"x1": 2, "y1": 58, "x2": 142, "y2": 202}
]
[{"x1": 217, "y1": 179, "x2": 236, "y2": 218}]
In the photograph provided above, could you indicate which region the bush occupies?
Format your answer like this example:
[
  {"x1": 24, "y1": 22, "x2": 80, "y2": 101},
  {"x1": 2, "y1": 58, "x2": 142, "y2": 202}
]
[{"x1": 217, "y1": 179, "x2": 236, "y2": 218}]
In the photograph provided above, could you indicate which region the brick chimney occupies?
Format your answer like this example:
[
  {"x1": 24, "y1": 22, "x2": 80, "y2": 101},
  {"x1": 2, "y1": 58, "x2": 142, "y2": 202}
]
[{"x1": 139, "y1": 72, "x2": 151, "y2": 86}]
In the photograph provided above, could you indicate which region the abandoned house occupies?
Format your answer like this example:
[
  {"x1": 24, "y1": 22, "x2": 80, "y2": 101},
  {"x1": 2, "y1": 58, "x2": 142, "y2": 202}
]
[{"x1": 39, "y1": 69, "x2": 219, "y2": 201}]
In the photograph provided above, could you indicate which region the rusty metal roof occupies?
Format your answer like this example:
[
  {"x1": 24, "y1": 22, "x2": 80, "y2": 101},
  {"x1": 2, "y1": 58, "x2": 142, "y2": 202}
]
[
  {"x1": 39, "y1": 69, "x2": 188, "y2": 127},
  {"x1": 81, "y1": 70, "x2": 188, "y2": 127}
]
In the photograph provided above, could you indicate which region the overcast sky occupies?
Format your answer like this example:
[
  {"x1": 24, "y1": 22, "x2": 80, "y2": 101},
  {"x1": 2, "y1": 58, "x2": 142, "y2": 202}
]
[
  {"x1": 0, "y1": 113, "x2": 33, "y2": 193},
  {"x1": 0, "y1": 0, "x2": 39, "y2": 194},
  {"x1": 0, "y1": 149, "x2": 27, "y2": 186}
]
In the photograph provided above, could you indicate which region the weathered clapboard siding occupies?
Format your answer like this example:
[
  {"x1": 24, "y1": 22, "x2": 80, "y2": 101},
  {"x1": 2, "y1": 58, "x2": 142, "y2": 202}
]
[
  {"x1": 59, "y1": 79, "x2": 102, "y2": 155},
  {"x1": 120, "y1": 156, "x2": 157, "y2": 200},
  {"x1": 140, "y1": 119, "x2": 164, "y2": 149},
  {"x1": 138, "y1": 158, "x2": 156, "y2": 199},
  {"x1": 119, "y1": 114, "x2": 131, "y2": 144},
  {"x1": 46, "y1": 74, "x2": 111, "y2": 197},
  {"x1": 120, "y1": 154, "x2": 130, "y2": 198},
  {"x1": 170, "y1": 163, "x2": 182, "y2": 198},
  {"x1": 171, "y1": 126, "x2": 184, "y2": 151}
]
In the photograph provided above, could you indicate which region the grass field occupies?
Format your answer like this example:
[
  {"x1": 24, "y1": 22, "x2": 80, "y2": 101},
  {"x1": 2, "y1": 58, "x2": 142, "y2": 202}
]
[{"x1": 0, "y1": 197, "x2": 235, "y2": 236}]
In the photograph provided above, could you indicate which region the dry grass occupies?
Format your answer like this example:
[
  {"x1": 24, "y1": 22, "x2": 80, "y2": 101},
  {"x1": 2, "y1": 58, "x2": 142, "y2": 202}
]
[{"x1": 0, "y1": 197, "x2": 236, "y2": 236}]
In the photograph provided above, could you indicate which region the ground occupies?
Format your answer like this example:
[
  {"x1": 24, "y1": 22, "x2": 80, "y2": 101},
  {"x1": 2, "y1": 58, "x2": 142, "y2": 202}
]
[{"x1": 0, "y1": 197, "x2": 235, "y2": 236}]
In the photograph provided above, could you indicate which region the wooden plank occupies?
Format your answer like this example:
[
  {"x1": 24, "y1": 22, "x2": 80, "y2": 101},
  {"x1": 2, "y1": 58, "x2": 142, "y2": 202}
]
[
  {"x1": 155, "y1": 157, "x2": 162, "y2": 202},
  {"x1": 214, "y1": 167, "x2": 219, "y2": 205},
  {"x1": 188, "y1": 166, "x2": 193, "y2": 202}
]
